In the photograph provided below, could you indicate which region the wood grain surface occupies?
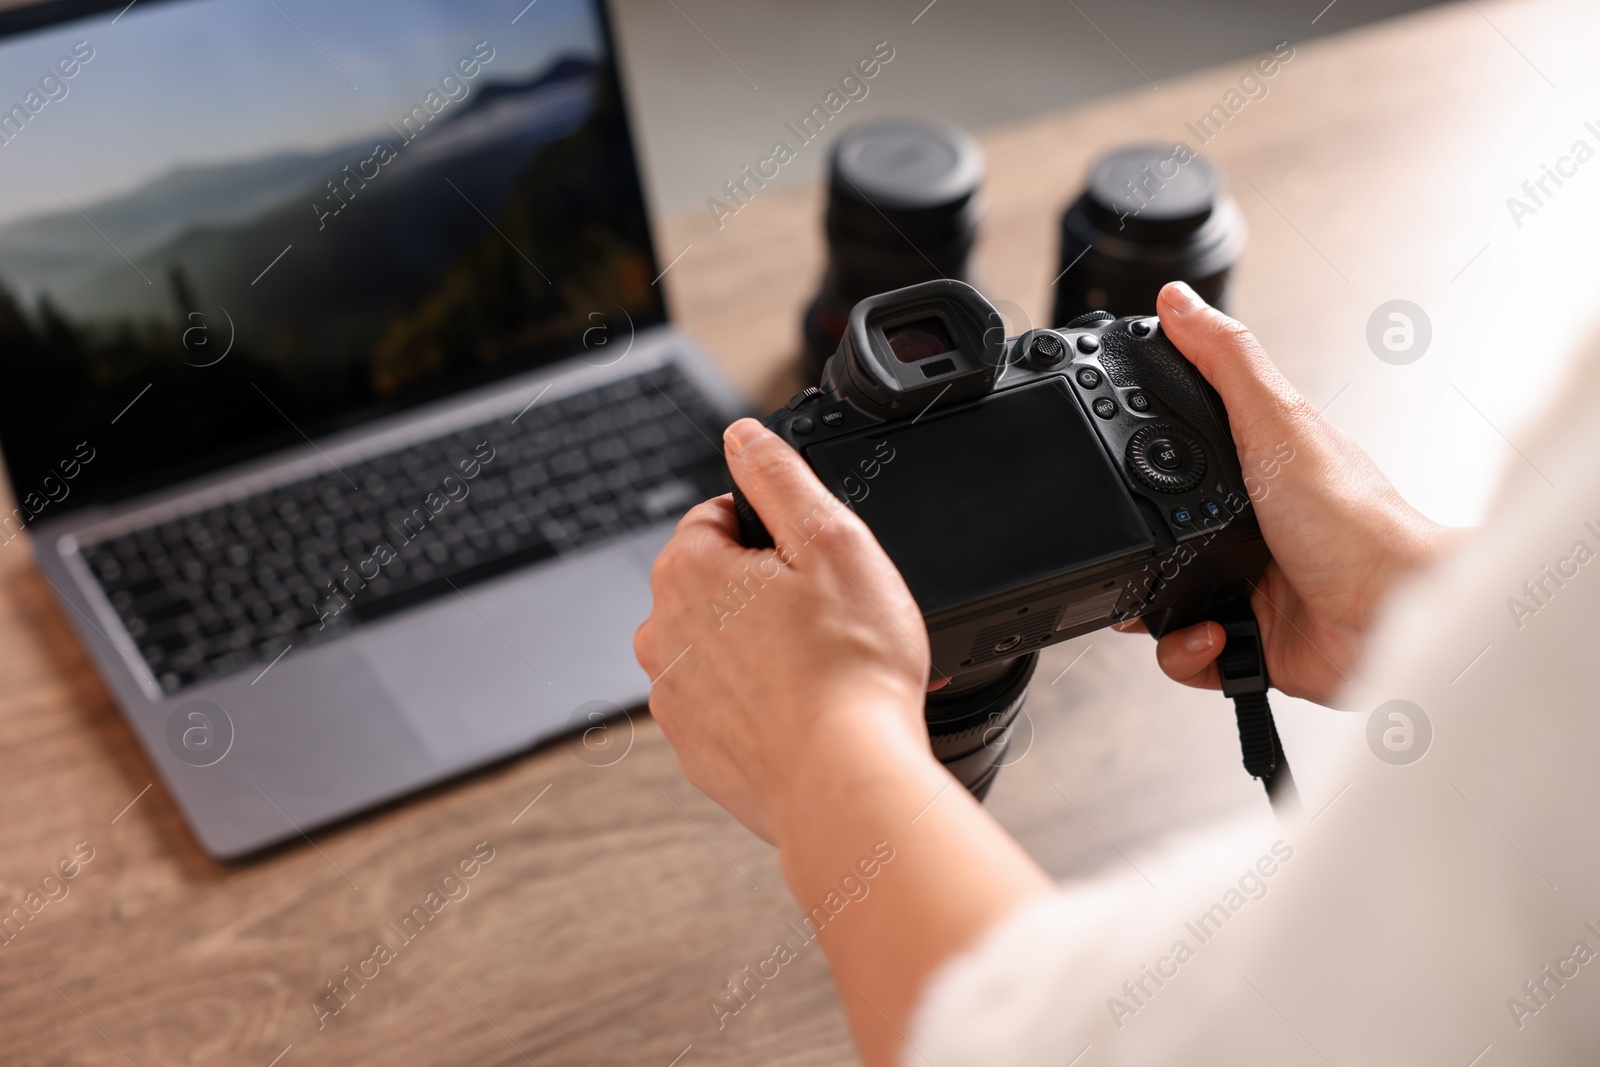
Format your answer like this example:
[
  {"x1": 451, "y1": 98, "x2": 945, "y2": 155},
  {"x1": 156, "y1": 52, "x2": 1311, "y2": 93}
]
[{"x1": 3, "y1": 1, "x2": 1598, "y2": 1064}]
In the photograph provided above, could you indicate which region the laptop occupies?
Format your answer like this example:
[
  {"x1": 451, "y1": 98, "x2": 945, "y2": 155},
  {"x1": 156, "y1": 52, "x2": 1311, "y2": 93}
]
[{"x1": 0, "y1": 0, "x2": 745, "y2": 858}]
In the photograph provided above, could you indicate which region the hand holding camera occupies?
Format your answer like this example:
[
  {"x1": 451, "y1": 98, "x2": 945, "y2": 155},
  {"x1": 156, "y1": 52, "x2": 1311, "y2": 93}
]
[
  {"x1": 636, "y1": 282, "x2": 1453, "y2": 839},
  {"x1": 634, "y1": 418, "x2": 936, "y2": 846},
  {"x1": 1123, "y1": 284, "x2": 1456, "y2": 707},
  {"x1": 743, "y1": 276, "x2": 1280, "y2": 797}
]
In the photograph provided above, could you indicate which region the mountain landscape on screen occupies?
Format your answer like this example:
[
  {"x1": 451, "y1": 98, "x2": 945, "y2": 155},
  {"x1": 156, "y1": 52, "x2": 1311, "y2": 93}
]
[{"x1": 0, "y1": 54, "x2": 660, "y2": 498}]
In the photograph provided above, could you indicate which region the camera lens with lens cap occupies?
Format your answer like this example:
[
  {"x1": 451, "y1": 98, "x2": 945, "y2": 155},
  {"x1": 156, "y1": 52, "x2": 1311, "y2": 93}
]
[
  {"x1": 802, "y1": 119, "x2": 985, "y2": 384},
  {"x1": 1051, "y1": 145, "x2": 1246, "y2": 326}
]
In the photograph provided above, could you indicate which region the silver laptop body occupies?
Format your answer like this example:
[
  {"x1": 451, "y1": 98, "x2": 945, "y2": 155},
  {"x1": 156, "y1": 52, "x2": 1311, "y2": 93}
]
[
  {"x1": 30, "y1": 336, "x2": 742, "y2": 858},
  {"x1": 0, "y1": 0, "x2": 746, "y2": 857}
]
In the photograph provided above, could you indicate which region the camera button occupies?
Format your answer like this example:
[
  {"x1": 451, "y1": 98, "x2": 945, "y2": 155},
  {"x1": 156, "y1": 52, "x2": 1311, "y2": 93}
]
[
  {"x1": 1127, "y1": 391, "x2": 1151, "y2": 412},
  {"x1": 821, "y1": 410, "x2": 844, "y2": 426},
  {"x1": 1200, "y1": 498, "x2": 1227, "y2": 521},
  {"x1": 1092, "y1": 397, "x2": 1118, "y2": 420},
  {"x1": 1127, "y1": 424, "x2": 1207, "y2": 493},
  {"x1": 1131, "y1": 319, "x2": 1154, "y2": 337},
  {"x1": 1170, "y1": 506, "x2": 1194, "y2": 527},
  {"x1": 790, "y1": 416, "x2": 815, "y2": 435},
  {"x1": 1075, "y1": 367, "x2": 1101, "y2": 389},
  {"x1": 1028, "y1": 334, "x2": 1066, "y2": 366},
  {"x1": 1076, "y1": 334, "x2": 1101, "y2": 354},
  {"x1": 786, "y1": 387, "x2": 823, "y2": 411},
  {"x1": 1149, "y1": 438, "x2": 1186, "y2": 471}
]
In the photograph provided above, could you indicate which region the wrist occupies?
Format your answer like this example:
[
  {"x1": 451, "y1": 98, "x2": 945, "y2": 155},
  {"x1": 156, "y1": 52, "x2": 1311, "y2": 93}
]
[
  {"x1": 1370, "y1": 496, "x2": 1461, "y2": 590},
  {"x1": 771, "y1": 696, "x2": 943, "y2": 857}
]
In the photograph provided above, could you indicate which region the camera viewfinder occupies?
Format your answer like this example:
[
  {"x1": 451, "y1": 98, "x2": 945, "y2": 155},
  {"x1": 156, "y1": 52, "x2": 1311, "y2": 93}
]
[{"x1": 885, "y1": 317, "x2": 957, "y2": 363}]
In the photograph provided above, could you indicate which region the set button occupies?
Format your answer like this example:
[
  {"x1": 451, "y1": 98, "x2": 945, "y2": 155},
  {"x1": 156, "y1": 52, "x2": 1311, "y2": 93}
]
[
  {"x1": 1126, "y1": 423, "x2": 1207, "y2": 493},
  {"x1": 1148, "y1": 437, "x2": 1184, "y2": 471}
]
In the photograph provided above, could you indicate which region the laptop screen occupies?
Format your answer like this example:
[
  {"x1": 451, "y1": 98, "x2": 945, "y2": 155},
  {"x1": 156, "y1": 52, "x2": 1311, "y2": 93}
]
[{"x1": 0, "y1": 0, "x2": 664, "y2": 520}]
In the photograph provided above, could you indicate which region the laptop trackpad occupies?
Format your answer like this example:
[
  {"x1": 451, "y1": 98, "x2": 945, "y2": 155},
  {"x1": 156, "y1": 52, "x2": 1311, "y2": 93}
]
[{"x1": 358, "y1": 539, "x2": 661, "y2": 765}]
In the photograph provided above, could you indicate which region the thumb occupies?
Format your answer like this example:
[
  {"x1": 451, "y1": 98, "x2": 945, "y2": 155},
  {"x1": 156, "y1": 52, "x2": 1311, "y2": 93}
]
[
  {"x1": 1155, "y1": 282, "x2": 1315, "y2": 453},
  {"x1": 723, "y1": 418, "x2": 854, "y2": 555}
]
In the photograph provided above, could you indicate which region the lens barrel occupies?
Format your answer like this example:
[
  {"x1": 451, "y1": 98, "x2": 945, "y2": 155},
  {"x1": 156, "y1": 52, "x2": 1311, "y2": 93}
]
[
  {"x1": 802, "y1": 119, "x2": 985, "y2": 384},
  {"x1": 924, "y1": 653, "x2": 1039, "y2": 800},
  {"x1": 1051, "y1": 145, "x2": 1246, "y2": 326}
]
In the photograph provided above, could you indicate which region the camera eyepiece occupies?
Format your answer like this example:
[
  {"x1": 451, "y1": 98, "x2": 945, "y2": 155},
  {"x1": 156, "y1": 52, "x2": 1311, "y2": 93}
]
[{"x1": 822, "y1": 279, "x2": 1006, "y2": 419}]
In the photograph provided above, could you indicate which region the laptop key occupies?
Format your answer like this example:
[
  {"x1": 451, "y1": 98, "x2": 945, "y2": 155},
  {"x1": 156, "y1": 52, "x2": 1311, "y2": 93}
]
[{"x1": 81, "y1": 364, "x2": 727, "y2": 691}]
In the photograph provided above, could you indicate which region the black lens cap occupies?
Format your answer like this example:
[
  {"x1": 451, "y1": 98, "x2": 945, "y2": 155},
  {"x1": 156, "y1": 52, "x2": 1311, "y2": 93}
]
[
  {"x1": 1083, "y1": 145, "x2": 1219, "y2": 243},
  {"x1": 830, "y1": 118, "x2": 985, "y2": 213}
]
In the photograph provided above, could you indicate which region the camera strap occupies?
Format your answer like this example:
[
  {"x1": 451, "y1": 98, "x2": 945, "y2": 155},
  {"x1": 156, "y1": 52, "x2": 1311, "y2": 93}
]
[{"x1": 1214, "y1": 596, "x2": 1301, "y2": 817}]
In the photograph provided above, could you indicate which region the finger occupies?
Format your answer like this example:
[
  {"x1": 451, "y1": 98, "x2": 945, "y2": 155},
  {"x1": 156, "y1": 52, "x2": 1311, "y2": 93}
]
[
  {"x1": 723, "y1": 418, "x2": 854, "y2": 553},
  {"x1": 674, "y1": 495, "x2": 741, "y2": 543},
  {"x1": 632, "y1": 617, "x2": 658, "y2": 675},
  {"x1": 1153, "y1": 620, "x2": 1225, "y2": 690},
  {"x1": 1155, "y1": 282, "x2": 1316, "y2": 447},
  {"x1": 650, "y1": 499, "x2": 744, "y2": 604}
]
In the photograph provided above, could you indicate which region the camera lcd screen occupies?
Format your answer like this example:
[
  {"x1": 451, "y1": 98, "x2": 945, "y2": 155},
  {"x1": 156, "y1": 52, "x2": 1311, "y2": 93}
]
[
  {"x1": 884, "y1": 317, "x2": 956, "y2": 363},
  {"x1": 806, "y1": 379, "x2": 1154, "y2": 616}
]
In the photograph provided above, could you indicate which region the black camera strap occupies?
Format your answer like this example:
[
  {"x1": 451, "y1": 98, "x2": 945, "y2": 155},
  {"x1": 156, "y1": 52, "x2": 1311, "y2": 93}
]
[{"x1": 1214, "y1": 596, "x2": 1301, "y2": 818}]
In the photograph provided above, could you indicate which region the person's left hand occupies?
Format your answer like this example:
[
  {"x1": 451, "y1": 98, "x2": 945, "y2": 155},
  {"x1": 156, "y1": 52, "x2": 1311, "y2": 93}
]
[{"x1": 633, "y1": 418, "x2": 937, "y2": 845}]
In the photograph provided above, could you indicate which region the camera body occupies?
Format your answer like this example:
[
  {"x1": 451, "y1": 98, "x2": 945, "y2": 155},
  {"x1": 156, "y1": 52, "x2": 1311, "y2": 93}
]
[{"x1": 733, "y1": 279, "x2": 1270, "y2": 679}]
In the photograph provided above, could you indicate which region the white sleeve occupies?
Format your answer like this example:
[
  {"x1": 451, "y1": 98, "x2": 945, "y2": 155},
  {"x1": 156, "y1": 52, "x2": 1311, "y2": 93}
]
[{"x1": 908, "y1": 354, "x2": 1600, "y2": 1067}]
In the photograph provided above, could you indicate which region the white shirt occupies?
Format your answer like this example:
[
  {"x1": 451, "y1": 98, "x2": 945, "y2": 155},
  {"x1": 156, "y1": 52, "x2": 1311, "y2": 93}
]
[{"x1": 909, "y1": 348, "x2": 1600, "y2": 1066}]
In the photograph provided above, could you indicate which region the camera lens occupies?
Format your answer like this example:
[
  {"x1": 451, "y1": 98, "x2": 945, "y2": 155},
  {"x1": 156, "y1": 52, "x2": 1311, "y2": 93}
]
[
  {"x1": 802, "y1": 119, "x2": 985, "y2": 383},
  {"x1": 925, "y1": 653, "x2": 1039, "y2": 800},
  {"x1": 1051, "y1": 145, "x2": 1246, "y2": 325}
]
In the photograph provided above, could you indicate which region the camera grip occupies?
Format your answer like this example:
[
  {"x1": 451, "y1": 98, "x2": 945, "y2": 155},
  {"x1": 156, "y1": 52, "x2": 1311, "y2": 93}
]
[
  {"x1": 729, "y1": 483, "x2": 775, "y2": 549},
  {"x1": 1101, "y1": 331, "x2": 1234, "y2": 468}
]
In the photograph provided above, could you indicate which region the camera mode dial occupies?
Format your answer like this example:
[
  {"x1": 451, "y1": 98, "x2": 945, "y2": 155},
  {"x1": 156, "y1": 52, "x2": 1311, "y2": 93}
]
[
  {"x1": 1126, "y1": 423, "x2": 1206, "y2": 493},
  {"x1": 1064, "y1": 311, "x2": 1115, "y2": 328}
]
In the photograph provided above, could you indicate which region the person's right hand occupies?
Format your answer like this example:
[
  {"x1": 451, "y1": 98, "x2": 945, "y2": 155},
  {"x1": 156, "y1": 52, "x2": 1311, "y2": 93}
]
[{"x1": 1114, "y1": 282, "x2": 1458, "y2": 706}]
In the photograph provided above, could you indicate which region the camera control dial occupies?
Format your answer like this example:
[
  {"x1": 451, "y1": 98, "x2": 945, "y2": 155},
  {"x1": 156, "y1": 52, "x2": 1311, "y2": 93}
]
[
  {"x1": 1027, "y1": 333, "x2": 1066, "y2": 367},
  {"x1": 1126, "y1": 423, "x2": 1206, "y2": 493}
]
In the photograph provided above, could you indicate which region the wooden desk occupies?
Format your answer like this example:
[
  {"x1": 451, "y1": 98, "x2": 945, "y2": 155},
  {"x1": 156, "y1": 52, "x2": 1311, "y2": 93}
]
[{"x1": 4, "y1": 2, "x2": 1598, "y2": 1063}]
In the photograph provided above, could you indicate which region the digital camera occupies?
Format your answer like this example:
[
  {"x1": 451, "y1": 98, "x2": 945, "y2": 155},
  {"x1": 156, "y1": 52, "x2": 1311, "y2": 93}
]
[{"x1": 732, "y1": 279, "x2": 1274, "y2": 797}]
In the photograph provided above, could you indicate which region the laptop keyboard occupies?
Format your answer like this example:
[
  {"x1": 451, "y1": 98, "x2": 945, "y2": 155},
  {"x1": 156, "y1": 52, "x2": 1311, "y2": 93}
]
[{"x1": 79, "y1": 365, "x2": 730, "y2": 693}]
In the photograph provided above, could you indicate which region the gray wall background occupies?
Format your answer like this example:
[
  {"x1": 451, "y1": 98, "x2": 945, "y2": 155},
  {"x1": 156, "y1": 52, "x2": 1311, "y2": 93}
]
[{"x1": 608, "y1": 0, "x2": 1446, "y2": 217}]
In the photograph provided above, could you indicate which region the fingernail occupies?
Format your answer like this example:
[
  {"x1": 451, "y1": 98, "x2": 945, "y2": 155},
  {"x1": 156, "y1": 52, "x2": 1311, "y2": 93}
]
[
  {"x1": 724, "y1": 418, "x2": 763, "y2": 456},
  {"x1": 1164, "y1": 281, "x2": 1206, "y2": 314},
  {"x1": 1183, "y1": 625, "x2": 1215, "y2": 653}
]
